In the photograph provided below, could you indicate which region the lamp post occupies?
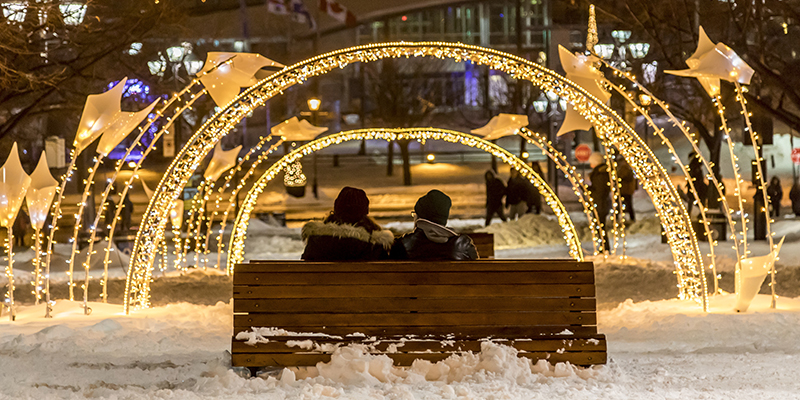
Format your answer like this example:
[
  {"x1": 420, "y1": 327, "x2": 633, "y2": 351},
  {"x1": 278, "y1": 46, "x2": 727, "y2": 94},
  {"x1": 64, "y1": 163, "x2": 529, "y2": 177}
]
[
  {"x1": 639, "y1": 93, "x2": 652, "y2": 148},
  {"x1": 533, "y1": 92, "x2": 562, "y2": 193},
  {"x1": 307, "y1": 97, "x2": 321, "y2": 199}
]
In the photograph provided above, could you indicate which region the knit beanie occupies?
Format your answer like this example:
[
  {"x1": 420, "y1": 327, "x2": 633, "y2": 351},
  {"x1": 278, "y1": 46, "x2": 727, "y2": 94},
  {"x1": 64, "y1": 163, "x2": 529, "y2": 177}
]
[
  {"x1": 414, "y1": 190, "x2": 451, "y2": 226},
  {"x1": 333, "y1": 186, "x2": 369, "y2": 224}
]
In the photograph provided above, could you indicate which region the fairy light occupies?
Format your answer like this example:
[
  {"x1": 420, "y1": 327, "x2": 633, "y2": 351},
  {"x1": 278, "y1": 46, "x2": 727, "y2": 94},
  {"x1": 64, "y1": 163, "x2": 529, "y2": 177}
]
[
  {"x1": 4, "y1": 230, "x2": 15, "y2": 320},
  {"x1": 603, "y1": 78, "x2": 726, "y2": 293},
  {"x1": 215, "y1": 140, "x2": 285, "y2": 271},
  {"x1": 226, "y1": 128, "x2": 584, "y2": 274},
  {"x1": 518, "y1": 128, "x2": 604, "y2": 255},
  {"x1": 125, "y1": 42, "x2": 708, "y2": 313},
  {"x1": 42, "y1": 149, "x2": 78, "y2": 304},
  {"x1": 181, "y1": 180, "x2": 207, "y2": 269},
  {"x1": 30, "y1": 229, "x2": 44, "y2": 304},
  {"x1": 734, "y1": 82, "x2": 777, "y2": 308},
  {"x1": 200, "y1": 135, "x2": 276, "y2": 269}
]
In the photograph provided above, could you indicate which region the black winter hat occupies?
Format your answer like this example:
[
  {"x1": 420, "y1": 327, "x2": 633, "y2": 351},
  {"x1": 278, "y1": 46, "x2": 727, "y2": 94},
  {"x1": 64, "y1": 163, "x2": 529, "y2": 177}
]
[
  {"x1": 333, "y1": 186, "x2": 370, "y2": 224},
  {"x1": 414, "y1": 190, "x2": 451, "y2": 226}
]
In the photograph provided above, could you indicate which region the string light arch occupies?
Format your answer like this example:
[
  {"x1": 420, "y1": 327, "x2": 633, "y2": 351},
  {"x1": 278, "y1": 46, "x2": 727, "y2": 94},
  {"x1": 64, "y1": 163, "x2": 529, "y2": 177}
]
[
  {"x1": 125, "y1": 41, "x2": 708, "y2": 313},
  {"x1": 225, "y1": 128, "x2": 584, "y2": 274}
]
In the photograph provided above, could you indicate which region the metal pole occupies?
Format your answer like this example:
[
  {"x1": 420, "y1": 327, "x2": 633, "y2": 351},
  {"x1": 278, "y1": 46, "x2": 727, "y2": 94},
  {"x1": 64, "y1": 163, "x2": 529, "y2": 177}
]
[{"x1": 313, "y1": 110, "x2": 319, "y2": 199}]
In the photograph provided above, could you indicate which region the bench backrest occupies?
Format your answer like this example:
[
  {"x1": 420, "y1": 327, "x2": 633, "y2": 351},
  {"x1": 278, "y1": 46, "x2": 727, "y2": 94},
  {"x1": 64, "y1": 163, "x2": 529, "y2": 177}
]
[{"x1": 233, "y1": 260, "x2": 597, "y2": 338}]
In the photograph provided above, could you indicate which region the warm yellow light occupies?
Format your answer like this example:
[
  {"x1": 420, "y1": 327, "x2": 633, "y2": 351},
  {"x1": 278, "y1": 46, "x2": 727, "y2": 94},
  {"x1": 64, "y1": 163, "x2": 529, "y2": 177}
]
[
  {"x1": 426, "y1": 153, "x2": 435, "y2": 162},
  {"x1": 521, "y1": 151, "x2": 529, "y2": 159},
  {"x1": 639, "y1": 93, "x2": 652, "y2": 107},
  {"x1": 127, "y1": 161, "x2": 137, "y2": 168},
  {"x1": 307, "y1": 97, "x2": 321, "y2": 111}
]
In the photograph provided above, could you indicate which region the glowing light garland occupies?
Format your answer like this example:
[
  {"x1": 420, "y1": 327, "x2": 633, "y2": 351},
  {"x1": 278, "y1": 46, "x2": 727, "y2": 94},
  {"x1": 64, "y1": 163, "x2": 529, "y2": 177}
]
[
  {"x1": 125, "y1": 42, "x2": 707, "y2": 312},
  {"x1": 199, "y1": 135, "x2": 276, "y2": 269},
  {"x1": 226, "y1": 128, "x2": 583, "y2": 274},
  {"x1": 601, "y1": 64, "x2": 743, "y2": 293},
  {"x1": 518, "y1": 128, "x2": 604, "y2": 255},
  {"x1": 214, "y1": 139, "x2": 285, "y2": 270}
]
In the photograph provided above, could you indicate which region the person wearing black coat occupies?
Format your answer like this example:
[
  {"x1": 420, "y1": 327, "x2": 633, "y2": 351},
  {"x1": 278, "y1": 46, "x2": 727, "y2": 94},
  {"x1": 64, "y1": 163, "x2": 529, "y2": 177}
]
[
  {"x1": 301, "y1": 187, "x2": 394, "y2": 260},
  {"x1": 588, "y1": 153, "x2": 611, "y2": 251},
  {"x1": 686, "y1": 151, "x2": 708, "y2": 215},
  {"x1": 484, "y1": 169, "x2": 507, "y2": 226},
  {"x1": 790, "y1": 180, "x2": 800, "y2": 216},
  {"x1": 391, "y1": 190, "x2": 478, "y2": 261},
  {"x1": 506, "y1": 168, "x2": 529, "y2": 220},
  {"x1": 527, "y1": 162, "x2": 543, "y2": 214},
  {"x1": 766, "y1": 176, "x2": 783, "y2": 218}
]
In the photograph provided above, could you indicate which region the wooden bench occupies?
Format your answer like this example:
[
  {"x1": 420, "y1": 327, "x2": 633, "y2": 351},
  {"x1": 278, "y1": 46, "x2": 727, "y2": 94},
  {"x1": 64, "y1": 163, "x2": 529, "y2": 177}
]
[
  {"x1": 231, "y1": 260, "x2": 606, "y2": 371},
  {"x1": 466, "y1": 232, "x2": 494, "y2": 259}
]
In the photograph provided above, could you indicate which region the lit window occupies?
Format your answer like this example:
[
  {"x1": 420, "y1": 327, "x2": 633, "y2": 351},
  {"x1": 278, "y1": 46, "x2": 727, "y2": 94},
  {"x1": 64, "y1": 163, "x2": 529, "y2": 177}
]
[
  {"x1": 2, "y1": 2, "x2": 27, "y2": 22},
  {"x1": 59, "y1": 3, "x2": 86, "y2": 25},
  {"x1": 128, "y1": 42, "x2": 143, "y2": 56}
]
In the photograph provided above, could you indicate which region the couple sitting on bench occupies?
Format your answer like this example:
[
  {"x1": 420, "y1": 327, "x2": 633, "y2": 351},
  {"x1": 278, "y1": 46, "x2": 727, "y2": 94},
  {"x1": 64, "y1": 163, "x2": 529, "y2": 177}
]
[{"x1": 301, "y1": 187, "x2": 478, "y2": 261}]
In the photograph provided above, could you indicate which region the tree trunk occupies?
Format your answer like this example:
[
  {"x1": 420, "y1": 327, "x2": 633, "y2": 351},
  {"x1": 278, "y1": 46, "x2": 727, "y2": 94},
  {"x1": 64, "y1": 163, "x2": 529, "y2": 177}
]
[
  {"x1": 386, "y1": 140, "x2": 394, "y2": 176},
  {"x1": 399, "y1": 139, "x2": 412, "y2": 186}
]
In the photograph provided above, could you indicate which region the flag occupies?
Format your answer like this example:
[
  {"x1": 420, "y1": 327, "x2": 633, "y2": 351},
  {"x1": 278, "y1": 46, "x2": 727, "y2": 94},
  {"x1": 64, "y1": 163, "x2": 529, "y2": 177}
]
[
  {"x1": 290, "y1": 0, "x2": 315, "y2": 29},
  {"x1": 266, "y1": 0, "x2": 289, "y2": 15},
  {"x1": 319, "y1": 0, "x2": 357, "y2": 27}
]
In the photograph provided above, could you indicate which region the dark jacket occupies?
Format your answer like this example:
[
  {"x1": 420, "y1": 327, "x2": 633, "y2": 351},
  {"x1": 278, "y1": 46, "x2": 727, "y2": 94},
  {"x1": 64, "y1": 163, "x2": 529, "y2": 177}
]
[
  {"x1": 617, "y1": 160, "x2": 636, "y2": 196},
  {"x1": 485, "y1": 171, "x2": 506, "y2": 209},
  {"x1": 506, "y1": 175, "x2": 529, "y2": 207},
  {"x1": 790, "y1": 183, "x2": 800, "y2": 215},
  {"x1": 301, "y1": 221, "x2": 394, "y2": 261},
  {"x1": 767, "y1": 181, "x2": 783, "y2": 203},
  {"x1": 589, "y1": 163, "x2": 611, "y2": 215},
  {"x1": 390, "y1": 219, "x2": 479, "y2": 261}
]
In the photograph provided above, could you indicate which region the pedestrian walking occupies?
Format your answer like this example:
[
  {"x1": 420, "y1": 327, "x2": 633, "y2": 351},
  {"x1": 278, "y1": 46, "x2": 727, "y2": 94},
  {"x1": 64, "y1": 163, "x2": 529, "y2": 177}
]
[
  {"x1": 589, "y1": 153, "x2": 611, "y2": 251},
  {"x1": 484, "y1": 169, "x2": 507, "y2": 226},
  {"x1": 617, "y1": 156, "x2": 636, "y2": 222},
  {"x1": 790, "y1": 179, "x2": 800, "y2": 216},
  {"x1": 767, "y1": 176, "x2": 783, "y2": 218},
  {"x1": 686, "y1": 151, "x2": 708, "y2": 216},
  {"x1": 506, "y1": 168, "x2": 528, "y2": 220},
  {"x1": 527, "y1": 162, "x2": 543, "y2": 214}
]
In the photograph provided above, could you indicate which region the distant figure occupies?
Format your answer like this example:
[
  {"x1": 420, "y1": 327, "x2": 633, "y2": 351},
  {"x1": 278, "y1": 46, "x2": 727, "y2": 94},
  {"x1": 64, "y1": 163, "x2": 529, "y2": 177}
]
[
  {"x1": 686, "y1": 151, "x2": 708, "y2": 215},
  {"x1": 588, "y1": 153, "x2": 611, "y2": 251},
  {"x1": 790, "y1": 180, "x2": 800, "y2": 216},
  {"x1": 617, "y1": 156, "x2": 637, "y2": 222},
  {"x1": 505, "y1": 169, "x2": 529, "y2": 220},
  {"x1": 105, "y1": 198, "x2": 116, "y2": 234},
  {"x1": 527, "y1": 162, "x2": 543, "y2": 214},
  {"x1": 12, "y1": 207, "x2": 28, "y2": 248},
  {"x1": 302, "y1": 186, "x2": 393, "y2": 260},
  {"x1": 767, "y1": 176, "x2": 783, "y2": 218},
  {"x1": 484, "y1": 170, "x2": 507, "y2": 226},
  {"x1": 391, "y1": 190, "x2": 478, "y2": 261},
  {"x1": 121, "y1": 195, "x2": 133, "y2": 236}
]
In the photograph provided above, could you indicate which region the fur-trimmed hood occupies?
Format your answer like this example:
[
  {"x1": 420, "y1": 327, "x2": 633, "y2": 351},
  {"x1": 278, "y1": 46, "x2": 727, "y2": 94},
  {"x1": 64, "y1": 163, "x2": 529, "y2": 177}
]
[{"x1": 302, "y1": 221, "x2": 395, "y2": 249}]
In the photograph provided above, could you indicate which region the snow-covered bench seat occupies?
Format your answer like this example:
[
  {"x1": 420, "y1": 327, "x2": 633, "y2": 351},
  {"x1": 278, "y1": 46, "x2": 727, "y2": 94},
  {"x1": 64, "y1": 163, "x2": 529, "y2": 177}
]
[{"x1": 231, "y1": 260, "x2": 606, "y2": 370}]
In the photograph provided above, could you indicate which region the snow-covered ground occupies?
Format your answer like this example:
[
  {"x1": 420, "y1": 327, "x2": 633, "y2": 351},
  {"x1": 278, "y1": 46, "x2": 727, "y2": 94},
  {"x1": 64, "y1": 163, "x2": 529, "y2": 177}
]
[
  {"x1": 1, "y1": 295, "x2": 798, "y2": 399},
  {"x1": 3, "y1": 190, "x2": 800, "y2": 398}
]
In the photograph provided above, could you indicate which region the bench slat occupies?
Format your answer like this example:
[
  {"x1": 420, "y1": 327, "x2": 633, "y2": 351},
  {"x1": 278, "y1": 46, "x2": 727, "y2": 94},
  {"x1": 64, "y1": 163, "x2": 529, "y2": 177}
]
[
  {"x1": 233, "y1": 298, "x2": 597, "y2": 313},
  {"x1": 232, "y1": 350, "x2": 607, "y2": 367},
  {"x1": 236, "y1": 261, "x2": 593, "y2": 273},
  {"x1": 233, "y1": 284, "x2": 595, "y2": 298},
  {"x1": 231, "y1": 337, "x2": 607, "y2": 354},
  {"x1": 235, "y1": 311, "x2": 595, "y2": 327},
  {"x1": 233, "y1": 271, "x2": 594, "y2": 286},
  {"x1": 233, "y1": 325, "x2": 598, "y2": 337}
]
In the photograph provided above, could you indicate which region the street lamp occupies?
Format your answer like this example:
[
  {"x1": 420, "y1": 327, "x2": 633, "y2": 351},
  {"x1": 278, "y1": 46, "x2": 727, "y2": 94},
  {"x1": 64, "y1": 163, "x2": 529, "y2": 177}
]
[{"x1": 307, "y1": 97, "x2": 321, "y2": 199}]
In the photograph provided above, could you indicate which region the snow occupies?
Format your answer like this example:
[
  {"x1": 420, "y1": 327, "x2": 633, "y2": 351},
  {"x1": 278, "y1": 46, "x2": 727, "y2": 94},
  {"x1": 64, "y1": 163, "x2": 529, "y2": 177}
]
[
  {"x1": 1, "y1": 295, "x2": 799, "y2": 399},
  {"x1": 3, "y1": 190, "x2": 800, "y2": 398}
]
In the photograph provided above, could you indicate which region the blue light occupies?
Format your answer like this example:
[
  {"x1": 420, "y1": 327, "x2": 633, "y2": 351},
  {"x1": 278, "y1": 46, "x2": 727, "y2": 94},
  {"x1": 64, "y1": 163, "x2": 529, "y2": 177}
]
[{"x1": 499, "y1": 13, "x2": 504, "y2": 17}]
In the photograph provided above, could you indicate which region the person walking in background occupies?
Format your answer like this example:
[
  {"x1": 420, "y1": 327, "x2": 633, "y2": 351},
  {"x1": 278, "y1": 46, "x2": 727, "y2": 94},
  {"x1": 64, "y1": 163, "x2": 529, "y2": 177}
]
[
  {"x1": 505, "y1": 168, "x2": 528, "y2": 220},
  {"x1": 617, "y1": 156, "x2": 637, "y2": 223},
  {"x1": 767, "y1": 176, "x2": 783, "y2": 218},
  {"x1": 121, "y1": 195, "x2": 133, "y2": 236},
  {"x1": 391, "y1": 189, "x2": 478, "y2": 261},
  {"x1": 588, "y1": 153, "x2": 611, "y2": 251},
  {"x1": 686, "y1": 151, "x2": 708, "y2": 215},
  {"x1": 484, "y1": 169, "x2": 507, "y2": 226},
  {"x1": 302, "y1": 186, "x2": 393, "y2": 260},
  {"x1": 527, "y1": 162, "x2": 543, "y2": 214},
  {"x1": 790, "y1": 179, "x2": 800, "y2": 216}
]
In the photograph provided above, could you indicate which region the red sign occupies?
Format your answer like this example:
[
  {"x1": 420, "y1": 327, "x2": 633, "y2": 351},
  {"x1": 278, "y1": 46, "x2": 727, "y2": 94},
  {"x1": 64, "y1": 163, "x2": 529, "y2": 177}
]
[
  {"x1": 793, "y1": 148, "x2": 800, "y2": 165},
  {"x1": 575, "y1": 144, "x2": 592, "y2": 163}
]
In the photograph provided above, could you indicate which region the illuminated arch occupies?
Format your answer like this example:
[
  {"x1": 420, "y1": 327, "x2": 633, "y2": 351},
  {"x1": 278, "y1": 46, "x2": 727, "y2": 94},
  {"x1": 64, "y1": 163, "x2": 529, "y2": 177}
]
[
  {"x1": 126, "y1": 42, "x2": 707, "y2": 312},
  {"x1": 225, "y1": 128, "x2": 584, "y2": 273}
]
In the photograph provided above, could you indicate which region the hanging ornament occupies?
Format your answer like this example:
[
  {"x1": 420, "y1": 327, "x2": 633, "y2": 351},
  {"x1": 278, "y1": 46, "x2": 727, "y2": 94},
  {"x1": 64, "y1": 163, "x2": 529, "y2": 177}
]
[{"x1": 283, "y1": 160, "x2": 306, "y2": 198}]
